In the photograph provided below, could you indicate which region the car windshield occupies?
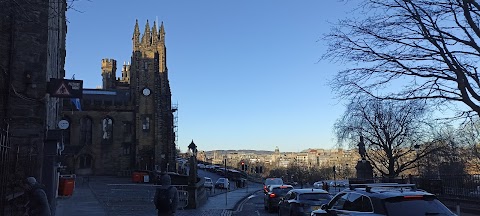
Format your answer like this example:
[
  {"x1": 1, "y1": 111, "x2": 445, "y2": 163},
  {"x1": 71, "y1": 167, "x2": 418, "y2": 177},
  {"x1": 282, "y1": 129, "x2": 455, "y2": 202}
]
[
  {"x1": 217, "y1": 179, "x2": 225, "y2": 183},
  {"x1": 272, "y1": 187, "x2": 292, "y2": 196},
  {"x1": 384, "y1": 196, "x2": 455, "y2": 216},
  {"x1": 265, "y1": 178, "x2": 283, "y2": 185},
  {"x1": 299, "y1": 193, "x2": 332, "y2": 201}
]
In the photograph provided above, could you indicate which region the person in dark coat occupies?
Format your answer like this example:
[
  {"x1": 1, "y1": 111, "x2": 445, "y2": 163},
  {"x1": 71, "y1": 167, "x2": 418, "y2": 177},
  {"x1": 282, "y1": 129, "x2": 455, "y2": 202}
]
[
  {"x1": 22, "y1": 177, "x2": 51, "y2": 216},
  {"x1": 154, "y1": 174, "x2": 179, "y2": 216}
]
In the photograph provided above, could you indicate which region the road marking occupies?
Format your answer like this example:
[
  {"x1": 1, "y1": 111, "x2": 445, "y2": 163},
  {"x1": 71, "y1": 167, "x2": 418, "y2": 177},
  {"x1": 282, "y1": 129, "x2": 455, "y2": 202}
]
[{"x1": 255, "y1": 210, "x2": 260, "y2": 215}]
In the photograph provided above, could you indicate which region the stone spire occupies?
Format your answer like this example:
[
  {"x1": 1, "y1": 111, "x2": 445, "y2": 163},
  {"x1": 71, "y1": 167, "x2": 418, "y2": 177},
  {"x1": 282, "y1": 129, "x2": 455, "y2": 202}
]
[
  {"x1": 152, "y1": 21, "x2": 158, "y2": 45},
  {"x1": 132, "y1": 19, "x2": 140, "y2": 50},
  {"x1": 159, "y1": 21, "x2": 165, "y2": 43},
  {"x1": 142, "y1": 20, "x2": 151, "y2": 45}
]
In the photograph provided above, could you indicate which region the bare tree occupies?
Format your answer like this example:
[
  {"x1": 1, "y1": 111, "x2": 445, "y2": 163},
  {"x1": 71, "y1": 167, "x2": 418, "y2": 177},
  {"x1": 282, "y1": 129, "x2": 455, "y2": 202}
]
[
  {"x1": 335, "y1": 96, "x2": 438, "y2": 178},
  {"x1": 457, "y1": 120, "x2": 480, "y2": 172},
  {"x1": 323, "y1": 0, "x2": 480, "y2": 120}
]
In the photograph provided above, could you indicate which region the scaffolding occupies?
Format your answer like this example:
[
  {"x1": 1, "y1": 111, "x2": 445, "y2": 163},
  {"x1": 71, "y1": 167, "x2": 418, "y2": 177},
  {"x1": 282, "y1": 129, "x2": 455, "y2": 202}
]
[{"x1": 171, "y1": 103, "x2": 178, "y2": 171}]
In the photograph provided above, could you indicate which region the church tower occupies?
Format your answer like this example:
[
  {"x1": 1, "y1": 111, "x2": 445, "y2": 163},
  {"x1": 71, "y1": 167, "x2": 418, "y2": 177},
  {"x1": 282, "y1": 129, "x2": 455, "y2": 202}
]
[
  {"x1": 130, "y1": 19, "x2": 176, "y2": 172},
  {"x1": 101, "y1": 58, "x2": 117, "y2": 89}
]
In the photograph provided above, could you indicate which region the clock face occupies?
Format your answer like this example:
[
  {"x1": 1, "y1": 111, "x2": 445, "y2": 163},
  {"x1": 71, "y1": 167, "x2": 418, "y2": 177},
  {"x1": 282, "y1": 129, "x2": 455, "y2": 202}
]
[{"x1": 142, "y1": 88, "x2": 151, "y2": 96}]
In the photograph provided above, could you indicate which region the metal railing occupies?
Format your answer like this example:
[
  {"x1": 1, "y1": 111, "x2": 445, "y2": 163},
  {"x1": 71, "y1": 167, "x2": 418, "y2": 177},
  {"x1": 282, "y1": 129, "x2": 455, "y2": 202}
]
[
  {"x1": 177, "y1": 190, "x2": 188, "y2": 210},
  {"x1": 0, "y1": 125, "x2": 11, "y2": 216},
  {"x1": 416, "y1": 174, "x2": 480, "y2": 200}
]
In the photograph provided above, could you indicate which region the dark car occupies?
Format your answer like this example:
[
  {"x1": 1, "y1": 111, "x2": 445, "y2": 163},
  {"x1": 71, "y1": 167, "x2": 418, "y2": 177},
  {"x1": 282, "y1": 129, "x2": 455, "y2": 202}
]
[
  {"x1": 311, "y1": 183, "x2": 456, "y2": 216},
  {"x1": 264, "y1": 177, "x2": 284, "y2": 193},
  {"x1": 264, "y1": 184, "x2": 293, "y2": 213},
  {"x1": 278, "y1": 188, "x2": 331, "y2": 216}
]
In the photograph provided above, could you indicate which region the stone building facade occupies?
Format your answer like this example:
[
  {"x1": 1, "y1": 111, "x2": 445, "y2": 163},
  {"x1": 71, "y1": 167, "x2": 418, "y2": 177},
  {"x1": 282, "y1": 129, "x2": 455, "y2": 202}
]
[
  {"x1": 0, "y1": 0, "x2": 67, "y2": 213},
  {"x1": 62, "y1": 20, "x2": 177, "y2": 176}
]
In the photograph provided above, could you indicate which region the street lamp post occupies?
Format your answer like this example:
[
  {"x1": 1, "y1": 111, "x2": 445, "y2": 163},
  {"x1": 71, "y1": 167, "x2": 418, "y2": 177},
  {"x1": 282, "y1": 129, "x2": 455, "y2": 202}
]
[{"x1": 414, "y1": 144, "x2": 420, "y2": 176}]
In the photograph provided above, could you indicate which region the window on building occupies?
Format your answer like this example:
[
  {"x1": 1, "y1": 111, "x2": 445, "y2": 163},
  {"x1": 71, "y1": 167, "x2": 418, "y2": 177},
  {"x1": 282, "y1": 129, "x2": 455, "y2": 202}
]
[
  {"x1": 102, "y1": 117, "x2": 113, "y2": 142},
  {"x1": 123, "y1": 143, "x2": 131, "y2": 155},
  {"x1": 142, "y1": 116, "x2": 150, "y2": 131},
  {"x1": 80, "y1": 117, "x2": 92, "y2": 145},
  {"x1": 79, "y1": 154, "x2": 92, "y2": 169}
]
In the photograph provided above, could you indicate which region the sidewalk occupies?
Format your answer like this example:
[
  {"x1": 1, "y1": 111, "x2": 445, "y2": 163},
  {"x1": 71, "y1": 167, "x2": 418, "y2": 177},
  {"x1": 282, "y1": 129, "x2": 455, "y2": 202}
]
[
  {"x1": 55, "y1": 177, "x2": 259, "y2": 216},
  {"x1": 56, "y1": 181, "x2": 106, "y2": 216}
]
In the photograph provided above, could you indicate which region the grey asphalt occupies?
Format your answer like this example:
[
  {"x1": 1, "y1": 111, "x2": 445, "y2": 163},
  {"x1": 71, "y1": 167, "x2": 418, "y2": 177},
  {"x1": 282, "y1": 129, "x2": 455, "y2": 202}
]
[{"x1": 55, "y1": 176, "x2": 260, "y2": 216}]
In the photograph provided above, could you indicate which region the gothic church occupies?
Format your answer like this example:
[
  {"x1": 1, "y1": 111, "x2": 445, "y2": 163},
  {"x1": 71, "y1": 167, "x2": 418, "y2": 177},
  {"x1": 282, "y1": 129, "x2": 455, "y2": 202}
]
[{"x1": 62, "y1": 20, "x2": 177, "y2": 176}]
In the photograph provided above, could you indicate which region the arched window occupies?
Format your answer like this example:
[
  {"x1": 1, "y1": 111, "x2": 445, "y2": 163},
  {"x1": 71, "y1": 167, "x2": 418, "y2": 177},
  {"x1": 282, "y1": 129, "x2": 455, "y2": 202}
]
[
  {"x1": 102, "y1": 117, "x2": 113, "y2": 142},
  {"x1": 79, "y1": 154, "x2": 92, "y2": 169},
  {"x1": 80, "y1": 117, "x2": 92, "y2": 146}
]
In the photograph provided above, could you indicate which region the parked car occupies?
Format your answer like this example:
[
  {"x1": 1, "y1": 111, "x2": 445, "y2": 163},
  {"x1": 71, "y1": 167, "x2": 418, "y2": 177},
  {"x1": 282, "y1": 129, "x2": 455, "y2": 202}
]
[
  {"x1": 264, "y1": 184, "x2": 294, "y2": 213},
  {"x1": 311, "y1": 183, "x2": 456, "y2": 216},
  {"x1": 313, "y1": 181, "x2": 324, "y2": 189},
  {"x1": 215, "y1": 178, "x2": 230, "y2": 189},
  {"x1": 197, "y1": 163, "x2": 206, "y2": 169},
  {"x1": 204, "y1": 177, "x2": 213, "y2": 189},
  {"x1": 278, "y1": 188, "x2": 331, "y2": 216},
  {"x1": 264, "y1": 177, "x2": 284, "y2": 192}
]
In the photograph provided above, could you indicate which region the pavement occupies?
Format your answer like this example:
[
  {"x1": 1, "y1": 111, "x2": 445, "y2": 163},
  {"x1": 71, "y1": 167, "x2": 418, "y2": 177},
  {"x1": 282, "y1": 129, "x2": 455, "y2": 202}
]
[{"x1": 55, "y1": 176, "x2": 260, "y2": 216}]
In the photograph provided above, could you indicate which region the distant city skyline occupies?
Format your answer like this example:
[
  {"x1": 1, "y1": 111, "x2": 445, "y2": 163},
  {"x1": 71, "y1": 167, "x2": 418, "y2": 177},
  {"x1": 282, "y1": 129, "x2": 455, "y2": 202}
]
[{"x1": 65, "y1": 0, "x2": 354, "y2": 152}]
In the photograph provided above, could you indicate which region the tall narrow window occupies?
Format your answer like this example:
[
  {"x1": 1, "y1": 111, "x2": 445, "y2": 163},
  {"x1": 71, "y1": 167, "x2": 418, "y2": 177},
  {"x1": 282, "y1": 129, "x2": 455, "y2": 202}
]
[
  {"x1": 142, "y1": 116, "x2": 150, "y2": 131},
  {"x1": 80, "y1": 117, "x2": 92, "y2": 145},
  {"x1": 123, "y1": 143, "x2": 131, "y2": 155},
  {"x1": 102, "y1": 117, "x2": 113, "y2": 143}
]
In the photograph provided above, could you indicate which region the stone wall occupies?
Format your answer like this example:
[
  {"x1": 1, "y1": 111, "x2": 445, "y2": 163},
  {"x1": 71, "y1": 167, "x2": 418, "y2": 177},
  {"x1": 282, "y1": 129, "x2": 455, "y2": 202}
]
[
  {"x1": 63, "y1": 110, "x2": 135, "y2": 175},
  {"x1": 0, "y1": 0, "x2": 66, "y2": 180}
]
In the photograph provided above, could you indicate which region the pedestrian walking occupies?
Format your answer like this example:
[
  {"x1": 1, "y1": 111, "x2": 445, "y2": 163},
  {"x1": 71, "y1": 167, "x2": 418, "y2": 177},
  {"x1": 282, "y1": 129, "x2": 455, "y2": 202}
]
[
  {"x1": 22, "y1": 177, "x2": 51, "y2": 216},
  {"x1": 154, "y1": 174, "x2": 179, "y2": 216}
]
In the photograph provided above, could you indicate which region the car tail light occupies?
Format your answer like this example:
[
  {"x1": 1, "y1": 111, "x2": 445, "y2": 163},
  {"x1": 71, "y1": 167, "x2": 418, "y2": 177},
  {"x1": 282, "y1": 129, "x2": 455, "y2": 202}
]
[
  {"x1": 269, "y1": 193, "x2": 276, "y2": 198},
  {"x1": 403, "y1": 195, "x2": 423, "y2": 200}
]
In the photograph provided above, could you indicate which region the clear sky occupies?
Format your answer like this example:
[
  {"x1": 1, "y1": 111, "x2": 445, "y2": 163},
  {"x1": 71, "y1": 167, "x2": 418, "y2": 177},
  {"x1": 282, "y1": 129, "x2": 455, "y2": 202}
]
[{"x1": 65, "y1": 0, "x2": 352, "y2": 153}]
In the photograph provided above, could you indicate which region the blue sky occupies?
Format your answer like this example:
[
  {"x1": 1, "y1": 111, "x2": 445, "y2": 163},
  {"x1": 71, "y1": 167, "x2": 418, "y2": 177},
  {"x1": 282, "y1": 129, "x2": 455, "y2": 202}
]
[{"x1": 65, "y1": 0, "x2": 352, "y2": 153}]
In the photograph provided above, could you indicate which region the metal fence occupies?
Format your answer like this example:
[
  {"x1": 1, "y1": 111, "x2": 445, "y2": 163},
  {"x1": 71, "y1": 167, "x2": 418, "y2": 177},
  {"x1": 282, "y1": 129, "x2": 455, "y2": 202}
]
[
  {"x1": 177, "y1": 190, "x2": 188, "y2": 210},
  {"x1": 0, "y1": 125, "x2": 11, "y2": 216},
  {"x1": 416, "y1": 174, "x2": 480, "y2": 200}
]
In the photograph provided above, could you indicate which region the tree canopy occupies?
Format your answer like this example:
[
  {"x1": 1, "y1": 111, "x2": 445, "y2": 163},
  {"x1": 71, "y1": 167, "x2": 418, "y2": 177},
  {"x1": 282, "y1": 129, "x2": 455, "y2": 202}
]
[
  {"x1": 334, "y1": 96, "x2": 438, "y2": 178},
  {"x1": 323, "y1": 0, "x2": 480, "y2": 120}
]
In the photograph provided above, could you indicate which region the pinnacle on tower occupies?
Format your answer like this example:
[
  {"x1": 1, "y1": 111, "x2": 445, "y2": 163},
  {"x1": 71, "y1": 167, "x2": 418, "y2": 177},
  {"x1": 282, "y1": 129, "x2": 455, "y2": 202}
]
[
  {"x1": 159, "y1": 21, "x2": 165, "y2": 42},
  {"x1": 142, "y1": 20, "x2": 151, "y2": 45},
  {"x1": 152, "y1": 21, "x2": 158, "y2": 45},
  {"x1": 133, "y1": 19, "x2": 140, "y2": 49}
]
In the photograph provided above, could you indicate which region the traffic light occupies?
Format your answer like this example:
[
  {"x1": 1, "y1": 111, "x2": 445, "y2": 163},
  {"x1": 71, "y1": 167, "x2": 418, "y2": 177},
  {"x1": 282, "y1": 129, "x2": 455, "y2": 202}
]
[
  {"x1": 241, "y1": 162, "x2": 245, "y2": 171},
  {"x1": 259, "y1": 166, "x2": 263, "y2": 173}
]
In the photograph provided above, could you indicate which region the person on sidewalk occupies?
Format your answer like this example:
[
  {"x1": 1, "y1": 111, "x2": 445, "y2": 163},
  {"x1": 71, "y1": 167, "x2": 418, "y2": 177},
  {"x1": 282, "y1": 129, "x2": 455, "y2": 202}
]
[
  {"x1": 22, "y1": 177, "x2": 52, "y2": 216},
  {"x1": 154, "y1": 173, "x2": 179, "y2": 216}
]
